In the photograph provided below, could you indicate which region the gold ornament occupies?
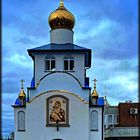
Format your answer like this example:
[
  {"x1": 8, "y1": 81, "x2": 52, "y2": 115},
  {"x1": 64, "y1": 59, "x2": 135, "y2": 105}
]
[{"x1": 48, "y1": 0, "x2": 75, "y2": 30}]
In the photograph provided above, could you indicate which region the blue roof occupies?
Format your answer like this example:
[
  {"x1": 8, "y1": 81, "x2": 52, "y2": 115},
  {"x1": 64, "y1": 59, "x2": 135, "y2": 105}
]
[
  {"x1": 15, "y1": 98, "x2": 22, "y2": 105},
  {"x1": 15, "y1": 97, "x2": 28, "y2": 106},
  {"x1": 28, "y1": 43, "x2": 91, "y2": 67},
  {"x1": 97, "y1": 97, "x2": 104, "y2": 106},
  {"x1": 28, "y1": 43, "x2": 90, "y2": 51}
]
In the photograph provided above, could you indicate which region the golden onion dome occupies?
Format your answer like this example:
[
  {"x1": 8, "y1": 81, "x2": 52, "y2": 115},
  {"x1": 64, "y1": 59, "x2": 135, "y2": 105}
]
[
  {"x1": 92, "y1": 89, "x2": 98, "y2": 98},
  {"x1": 48, "y1": 0, "x2": 75, "y2": 30},
  {"x1": 19, "y1": 89, "x2": 26, "y2": 98},
  {"x1": 18, "y1": 79, "x2": 26, "y2": 98},
  {"x1": 91, "y1": 79, "x2": 99, "y2": 98}
]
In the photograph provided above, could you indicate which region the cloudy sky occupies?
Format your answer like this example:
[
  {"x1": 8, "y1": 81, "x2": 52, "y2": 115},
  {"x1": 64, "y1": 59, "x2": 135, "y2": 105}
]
[{"x1": 2, "y1": 0, "x2": 138, "y2": 136}]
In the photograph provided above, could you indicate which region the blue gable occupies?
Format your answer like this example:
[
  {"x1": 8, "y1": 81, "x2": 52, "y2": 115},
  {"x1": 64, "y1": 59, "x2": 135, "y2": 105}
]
[{"x1": 97, "y1": 97, "x2": 104, "y2": 106}]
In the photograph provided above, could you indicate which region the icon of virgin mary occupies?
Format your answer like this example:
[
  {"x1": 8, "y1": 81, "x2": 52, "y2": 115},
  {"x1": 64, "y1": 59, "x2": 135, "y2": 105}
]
[{"x1": 50, "y1": 100, "x2": 65, "y2": 122}]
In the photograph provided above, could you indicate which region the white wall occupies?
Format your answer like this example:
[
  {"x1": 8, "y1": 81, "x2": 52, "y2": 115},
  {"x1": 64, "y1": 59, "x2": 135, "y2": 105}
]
[
  {"x1": 14, "y1": 108, "x2": 26, "y2": 140},
  {"x1": 30, "y1": 72, "x2": 90, "y2": 101},
  {"x1": 25, "y1": 90, "x2": 89, "y2": 140},
  {"x1": 34, "y1": 53, "x2": 85, "y2": 87},
  {"x1": 89, "y1": 107, "x2": 103, "y2": 140},
  {"x1": 50, "y1": 29, "x2": 73, "y2": 44}
]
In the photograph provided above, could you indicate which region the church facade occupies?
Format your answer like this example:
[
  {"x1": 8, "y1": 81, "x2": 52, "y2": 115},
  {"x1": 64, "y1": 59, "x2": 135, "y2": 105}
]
[{"x1": 12, "y1": 1, "x2": 104, "y2": 140}]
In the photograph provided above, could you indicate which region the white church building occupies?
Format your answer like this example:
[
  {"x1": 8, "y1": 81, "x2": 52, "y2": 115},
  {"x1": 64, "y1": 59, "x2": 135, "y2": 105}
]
[{"x1": 12, "y1": 1, "x2": 104, "y2": 140}]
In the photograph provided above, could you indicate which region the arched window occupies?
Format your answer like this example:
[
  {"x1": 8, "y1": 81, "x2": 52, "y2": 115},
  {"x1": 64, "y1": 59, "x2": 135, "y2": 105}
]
[
  {"x1": 45, "y1": 55, "x2": 55, "y2": 71},
  {"x1": 18, "y1": 111, "x2": 25, "y2": 131},
  {"x1": 91, "y1": 110, "x2": 98, "y2": 131},
  {"x1": 64, "y1": 54, "x2": 74, "y2": 71}
]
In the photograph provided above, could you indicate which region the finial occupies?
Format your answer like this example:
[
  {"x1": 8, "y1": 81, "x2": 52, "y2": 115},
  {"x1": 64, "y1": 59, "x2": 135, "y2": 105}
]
[
  {"x1": 20, "y1": 79, "x2": 25, "y2": 89},
  {"x1": 60, "y1": 0, "x2": 64, "y2": 6},
  {"x1": 91, "y1": 78, "x2": 98, "y2": 105},
  {"x1": 93, "y1": 79, "x2": 97, "y2": 89},
  {"x1": 105, "y1": 84, "x2": 106, "y2": 98},
  {"x1": 104, "y1": 85, "x2": 110, "y2": 107}
]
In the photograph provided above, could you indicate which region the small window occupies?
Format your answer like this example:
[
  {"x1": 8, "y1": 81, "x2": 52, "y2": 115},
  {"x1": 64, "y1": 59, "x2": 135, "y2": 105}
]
[
  {"x1": 108, "y1": 115, "x2": 112, "y2": 124},
  {"x1": 18, "y1": 111, "x2": 25, "y2": 131},
  {"x1": 104, "y1": 115, "x2": 108, "y2": 124},
  {"x1": 45, "y1": 55, "x2": 55, "y2": 71},
  {"x1": 113, "y1": 114, "x2": 118, "y2": 124},
  {"x1": 64, "y1": 55, "x2": 74, "y2": 71},
  {"x1": 91, "y1": 110, "x2": 98, "y2": 131}
]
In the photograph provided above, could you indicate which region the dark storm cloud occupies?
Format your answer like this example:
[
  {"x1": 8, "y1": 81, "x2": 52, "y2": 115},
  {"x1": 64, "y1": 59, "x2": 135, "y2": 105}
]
[
  {"x1": 76, "y1": 22, "x2": 138, "y2": 60},
  {"x1": 2, "y1": 99, "x2": 15, "y2": 135},
  {"x1": 2, "y1": 65, "x2": 33, "y2": 93},
  {"x1": 74, "y1": 0, "x2": 138, "y2": 60},
  {"x1": 2, "y1": 0, "x2": 51, "y2": 38},
  {"x1": 75, "y1": 0, "x2": 138, "y2": 26},
  {"x1": 16, "y1": 37, "x2": 37, "y2": 45}
]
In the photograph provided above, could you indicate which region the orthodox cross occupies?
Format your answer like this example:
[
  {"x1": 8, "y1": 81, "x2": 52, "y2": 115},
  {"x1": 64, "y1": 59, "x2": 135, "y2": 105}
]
[
  {"x1": 60, "y1": 0, "x2": 64, "y2": 6},
  {"x1": 20, "y1": 79, "x2": 25, "y2": 89},
  {"x1": 93, "y1": 78, "x2": 97, "y2": 89}
]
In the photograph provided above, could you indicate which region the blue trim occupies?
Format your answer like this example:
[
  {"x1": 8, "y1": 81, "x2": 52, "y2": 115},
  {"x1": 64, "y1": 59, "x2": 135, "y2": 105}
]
[
  {"x1": 85, "y1": 77, "x2": 89, "y2": 87},
  {"x1": 15, "y1": 98, "x2": 22, "y2": 105},
  {"x1": 97, "y1": 97, "x2": 104, "y2": 106},
  {"x1": 15, "y1": 98, "x2": 27, "y2": 105},
  {"x1": 26, "y1": 97, "x2": 29, "y2": 102},
  {"x1": 30, "y1": 77, "x2": 35, "y2": 88}
]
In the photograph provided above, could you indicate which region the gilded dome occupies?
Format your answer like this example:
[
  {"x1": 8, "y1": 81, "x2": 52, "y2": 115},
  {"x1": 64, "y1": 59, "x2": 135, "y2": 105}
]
[
  {"x1": 48, "y1": 0, "x2": 75, "y2": 30},
  {"x1": 18, "y1": 79, "x2": 26, "y2": 99},
  {"x1": 19, "y1": 89, "x2": 26, "y2": 98},
  {"x1": 91, "y1": 79, "x2": 99, "y2": 98},
  {"x1": 91, "y1": 89, "x2": 98, "y2": 98}
]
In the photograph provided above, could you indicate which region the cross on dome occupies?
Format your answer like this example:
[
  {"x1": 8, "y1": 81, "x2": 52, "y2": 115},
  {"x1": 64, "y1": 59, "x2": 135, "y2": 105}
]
[
  {"x1": 93, "y1": 78, "x2": 97, "y2": 89},
  {"x1": 18, "y1": 79, "x2": 26, "y2": 99},
  {"x1": 20, "y1": 79, "x2": 25, "y2": 89},
  {"x1": 60, "y1": 0, "x2": 63, "y2": 4},
  {"x1": 59, "y1": 0, "x2": 64, "y2": 7}
]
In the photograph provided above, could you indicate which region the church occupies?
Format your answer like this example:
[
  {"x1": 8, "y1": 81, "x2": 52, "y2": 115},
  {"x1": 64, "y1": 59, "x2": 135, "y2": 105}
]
[{"x1": 12, "y1": 0, "x2": 104, "y2": 140}]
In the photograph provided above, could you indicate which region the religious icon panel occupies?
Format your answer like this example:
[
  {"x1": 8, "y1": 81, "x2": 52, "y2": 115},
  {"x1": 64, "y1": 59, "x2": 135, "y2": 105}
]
[{"x1": 46, "y1": 95, "x2": 69, "y2": 127}]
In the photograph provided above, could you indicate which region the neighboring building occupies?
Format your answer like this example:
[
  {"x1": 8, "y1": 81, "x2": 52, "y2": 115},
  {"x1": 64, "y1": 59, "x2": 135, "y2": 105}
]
[
  {"x1": 104, "y1": 106, "x2": 118, "y2": 129},
  {"x1": 12, "y1": 1, "x2": 104, "y2": 140},
  {"x1": 118, "y1": 103, "x2": 140, "y2": 127},
  {"x1": 104, "y1": 101, "x2": 140, "y2": 140}
]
